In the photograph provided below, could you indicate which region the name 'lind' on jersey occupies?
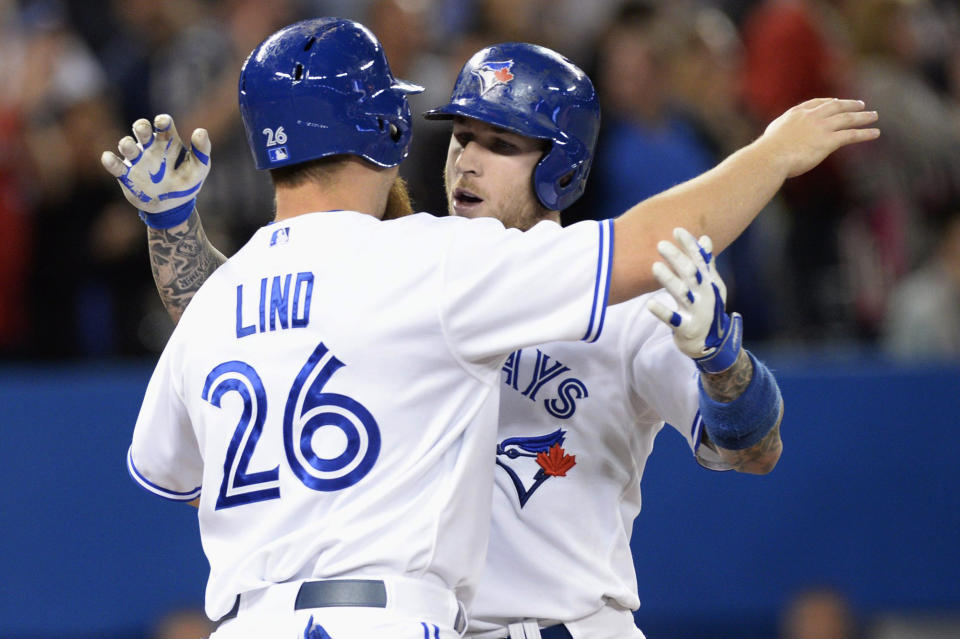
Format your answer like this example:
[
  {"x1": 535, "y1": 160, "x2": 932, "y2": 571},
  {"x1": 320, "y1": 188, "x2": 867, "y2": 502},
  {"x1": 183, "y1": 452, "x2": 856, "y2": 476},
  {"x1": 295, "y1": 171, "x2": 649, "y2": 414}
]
[{"x1": 235, "y1": 271, "x2": 314, "y2": 338}]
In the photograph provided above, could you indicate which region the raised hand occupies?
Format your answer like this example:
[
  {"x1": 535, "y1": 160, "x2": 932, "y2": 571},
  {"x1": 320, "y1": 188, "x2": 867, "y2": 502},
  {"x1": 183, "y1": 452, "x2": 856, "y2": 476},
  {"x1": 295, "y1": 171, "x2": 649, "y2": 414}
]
[
  {"x1": 759, "y1": 97, "x2": 879, "y2": 179},
  {"x1": 101, "y1": 114, "x2": 211, "y2": 229},
  {"x1": 647, "y1": 228, "x2": 742, "y2": 373}
]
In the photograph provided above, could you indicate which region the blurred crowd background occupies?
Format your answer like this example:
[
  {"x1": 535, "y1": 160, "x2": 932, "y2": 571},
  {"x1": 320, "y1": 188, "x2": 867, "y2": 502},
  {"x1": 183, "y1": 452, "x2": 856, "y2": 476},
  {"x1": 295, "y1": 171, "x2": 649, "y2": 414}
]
[
  {"x1": 1, "y1": 0, "x2": 960, "y2": 362},
  {"x1": 0, "y1": 1, "x2": 959, "y2": 638}
]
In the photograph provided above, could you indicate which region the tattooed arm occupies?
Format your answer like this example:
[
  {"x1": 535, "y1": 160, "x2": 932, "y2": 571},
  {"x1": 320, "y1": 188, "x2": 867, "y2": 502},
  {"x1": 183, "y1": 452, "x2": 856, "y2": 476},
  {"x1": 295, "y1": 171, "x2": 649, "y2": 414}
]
[
  {"x1": 148, "y1": 208, "x2": 226, "y2": 323},
  {"x1": 99, "y1": 114, "x2": 224, "y2": 323},
  {"x1": 645, "y1": 228, "x2": 782, "y2": 476},
  {"x1": 698, "y1": 349, "x2": 784, "y2": 475}
]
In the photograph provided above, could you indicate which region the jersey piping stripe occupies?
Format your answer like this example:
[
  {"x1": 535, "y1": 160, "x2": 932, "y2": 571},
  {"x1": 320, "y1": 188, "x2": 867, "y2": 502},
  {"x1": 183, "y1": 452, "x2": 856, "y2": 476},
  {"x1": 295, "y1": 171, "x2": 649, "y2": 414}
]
[
  {"x1": 126, "y1": 447, "x2": 201, "y2": 501},
  {"x1": 581, "y1": 219, "x2": 613, "y2": 343},
  {"x1": 690, "y1": 410, "x2": 704, "y2": 452},
  {"x1": 590, "y1": 219, "x2": 614, "y2": 343}
]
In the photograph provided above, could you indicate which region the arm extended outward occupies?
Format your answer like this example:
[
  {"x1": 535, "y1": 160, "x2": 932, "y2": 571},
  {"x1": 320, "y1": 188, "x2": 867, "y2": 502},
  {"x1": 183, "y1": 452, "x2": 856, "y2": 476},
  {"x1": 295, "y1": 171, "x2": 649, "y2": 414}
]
[
  {"x1": 609, "y1": 98, "x2": 879, "y2": 304},
  {"x1": 106, "y1": 99, "x2": 878, "y2": 319},
  {"x1": 698, "y1": 350, "x2": 783, "y2": 474},
  {"x1": 648, "y1": 228, "x2": 783, "y2": 474}
]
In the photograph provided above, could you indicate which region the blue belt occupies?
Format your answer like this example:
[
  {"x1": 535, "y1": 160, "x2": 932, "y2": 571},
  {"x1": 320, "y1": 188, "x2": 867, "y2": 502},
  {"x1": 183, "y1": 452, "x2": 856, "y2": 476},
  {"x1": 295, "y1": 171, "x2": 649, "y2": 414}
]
[
  {"x1": 541, "y1": 625, "x2": 574, "y2": 639},
  {"x1": 219, "y1": 579, "x2": 387, "y2": 621}
]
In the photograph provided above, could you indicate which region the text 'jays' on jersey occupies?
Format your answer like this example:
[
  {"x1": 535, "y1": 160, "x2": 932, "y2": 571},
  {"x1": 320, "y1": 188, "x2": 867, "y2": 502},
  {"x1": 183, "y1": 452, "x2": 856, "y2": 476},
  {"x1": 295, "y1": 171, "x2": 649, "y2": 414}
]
[
  {"x1": 127, "y1": 210, "x2": 613, "y2": 620},
  {"x1": 468, "y1": 293, "x2": 711, "y2": 638}
]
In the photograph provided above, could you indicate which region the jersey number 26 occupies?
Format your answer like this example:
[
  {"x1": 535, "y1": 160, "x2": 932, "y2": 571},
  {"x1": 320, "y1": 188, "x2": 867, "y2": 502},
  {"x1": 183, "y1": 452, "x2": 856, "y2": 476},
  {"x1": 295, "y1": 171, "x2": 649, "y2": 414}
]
[{"x1": 202, "y1": 342, "x2": 381, "y2": 510}]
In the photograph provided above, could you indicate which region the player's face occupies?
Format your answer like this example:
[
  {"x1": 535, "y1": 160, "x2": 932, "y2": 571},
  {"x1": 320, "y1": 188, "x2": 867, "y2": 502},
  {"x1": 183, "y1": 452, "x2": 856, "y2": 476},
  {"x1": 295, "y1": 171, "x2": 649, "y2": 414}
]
[{"x1": 444, "y1": 117, "x2": 551, "y2": 231}]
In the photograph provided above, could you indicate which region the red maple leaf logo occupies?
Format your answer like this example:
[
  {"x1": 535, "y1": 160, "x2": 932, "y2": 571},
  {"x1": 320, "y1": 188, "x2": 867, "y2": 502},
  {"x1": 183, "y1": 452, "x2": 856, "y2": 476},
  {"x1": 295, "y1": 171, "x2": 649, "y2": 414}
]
[
  {"x1": 536, "y1": 443, "x2": 576, "y2": 477},
  {"x1": 494, "y1": 67, "x2": 514, "y2": 83}
]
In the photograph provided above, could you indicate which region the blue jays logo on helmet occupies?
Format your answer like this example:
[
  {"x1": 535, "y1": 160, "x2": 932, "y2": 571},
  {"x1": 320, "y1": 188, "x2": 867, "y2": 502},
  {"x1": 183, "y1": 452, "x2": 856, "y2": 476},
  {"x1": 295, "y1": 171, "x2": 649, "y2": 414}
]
[
  {"x1": 425, "y1": 42, "x2": 600, "y2": 211},
  {"x1": 238, "y1": 18, "x2": 423, "y2": 171},
  {"x1": 496, "y1": 429, "x2": 576, "y2": 507},
  {"x1": 472, "y1": 60, "x2": 515, "y2": 95}
]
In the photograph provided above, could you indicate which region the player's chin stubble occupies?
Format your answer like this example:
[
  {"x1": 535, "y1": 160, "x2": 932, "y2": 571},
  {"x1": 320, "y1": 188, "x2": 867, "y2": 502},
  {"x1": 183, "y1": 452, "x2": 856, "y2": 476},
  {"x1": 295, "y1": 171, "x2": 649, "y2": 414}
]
[
  {"x1": 382, "y1": 177, "x2": 414, "y2": 220},
  {"x1": 443, "y1": 173, "x2": 548, "y2": 231}
]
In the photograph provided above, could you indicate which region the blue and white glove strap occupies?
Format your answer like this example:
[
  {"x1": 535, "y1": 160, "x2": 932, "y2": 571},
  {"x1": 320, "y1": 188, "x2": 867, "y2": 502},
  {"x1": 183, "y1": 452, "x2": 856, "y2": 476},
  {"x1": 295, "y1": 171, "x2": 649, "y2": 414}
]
[
  {"x1": 139, "y1": 198, "x2": 195, "y2": 229},
  {"x1": 698, "y1": 350, "x2": 782, "y2": 450},
  {"x1": 694, "y1": 311, "x2": 743, "y2": 374}
]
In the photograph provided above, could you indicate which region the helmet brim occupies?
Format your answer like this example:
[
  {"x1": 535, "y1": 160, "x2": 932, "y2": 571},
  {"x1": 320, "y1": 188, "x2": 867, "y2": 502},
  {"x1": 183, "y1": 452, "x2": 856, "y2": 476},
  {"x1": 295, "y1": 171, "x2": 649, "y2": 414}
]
[
  {"x1": 423, "y1": 102, "x2": 557, "y2": 142},
  {"x1": 393, "y1": 78, "x2": 425, "y2": 94}
]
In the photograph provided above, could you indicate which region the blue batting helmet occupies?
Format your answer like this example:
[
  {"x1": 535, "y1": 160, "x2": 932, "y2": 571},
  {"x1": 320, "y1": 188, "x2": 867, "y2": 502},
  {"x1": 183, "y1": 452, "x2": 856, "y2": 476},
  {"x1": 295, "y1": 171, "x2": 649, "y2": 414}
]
[
  {"x1": 425, "y1": 42, "x2": 600, "y2": 211},
  {"x1": 239, "y1": 18, "x2": 424, "y2": 170}
]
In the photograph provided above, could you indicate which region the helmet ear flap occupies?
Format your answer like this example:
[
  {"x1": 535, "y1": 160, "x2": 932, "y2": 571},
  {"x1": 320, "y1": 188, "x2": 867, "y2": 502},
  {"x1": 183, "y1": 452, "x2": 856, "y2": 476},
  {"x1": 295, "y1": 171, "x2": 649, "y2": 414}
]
[
  {"x1": 375, "y1": 118, "x2": 402, "y2": 142},
  {"x1": 534, "y1": 141, "x2": 592, "y2": 211},
  {"x1": 380, "y1": 100, "x2": 415, "y2": 152}
]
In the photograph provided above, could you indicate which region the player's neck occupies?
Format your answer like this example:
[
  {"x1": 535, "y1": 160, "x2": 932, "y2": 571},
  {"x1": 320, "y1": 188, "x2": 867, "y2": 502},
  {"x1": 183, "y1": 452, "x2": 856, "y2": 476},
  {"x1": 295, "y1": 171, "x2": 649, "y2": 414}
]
[{"x1": 273, "y1": 163, "x2": 392, "y2": 222}]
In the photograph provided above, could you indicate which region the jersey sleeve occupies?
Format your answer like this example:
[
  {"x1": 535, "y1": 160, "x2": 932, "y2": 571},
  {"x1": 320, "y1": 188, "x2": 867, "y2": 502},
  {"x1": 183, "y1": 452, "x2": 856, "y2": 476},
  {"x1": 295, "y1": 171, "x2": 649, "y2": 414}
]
[
  {"x1": 625, "y1": 293, "x2": 702, "y2": 448},
  {"x1": 440, "y1": 217, "x2": 613, "y2": 367},
  {"x1": 127, "y1": 342, "x2": 203, "y2": 501}
]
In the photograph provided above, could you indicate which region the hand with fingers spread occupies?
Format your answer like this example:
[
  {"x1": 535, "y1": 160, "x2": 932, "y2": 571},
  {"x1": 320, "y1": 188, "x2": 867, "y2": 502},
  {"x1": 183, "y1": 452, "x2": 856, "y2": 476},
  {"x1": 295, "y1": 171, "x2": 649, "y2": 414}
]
[
  {"x1": 101, "y1": 114, "x2": 211, "y2": 229},
  {"x1": 647, "y1": 228, "x2": 742, "y2": 373},
  {"x1": 758, "y1": 97, "x2": 880, "y2": 179}
]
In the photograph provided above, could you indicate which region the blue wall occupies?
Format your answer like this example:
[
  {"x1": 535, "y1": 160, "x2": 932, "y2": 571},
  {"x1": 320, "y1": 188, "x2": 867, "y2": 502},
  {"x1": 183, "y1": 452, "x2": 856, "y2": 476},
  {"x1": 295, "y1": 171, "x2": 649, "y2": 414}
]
[
  {"x1": 1, "y1": 358, "x2": 958, "y2": 637},
  {"x1": 0, "y1": 364, "x2": 206, "y2": 638},
  {"x1": 630, "y1": 355, "x2": 960, "y2": 636}
]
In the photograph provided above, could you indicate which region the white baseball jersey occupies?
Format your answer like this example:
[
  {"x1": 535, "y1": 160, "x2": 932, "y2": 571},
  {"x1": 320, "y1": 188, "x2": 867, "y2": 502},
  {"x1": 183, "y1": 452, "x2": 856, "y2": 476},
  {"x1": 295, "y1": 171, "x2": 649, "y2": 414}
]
[
  {"x1": 468, "y1": 293, "x2": 719, "y2": 638},
  {"x1": 127, "y1": 211, "x2": 613, "y2": 622}
]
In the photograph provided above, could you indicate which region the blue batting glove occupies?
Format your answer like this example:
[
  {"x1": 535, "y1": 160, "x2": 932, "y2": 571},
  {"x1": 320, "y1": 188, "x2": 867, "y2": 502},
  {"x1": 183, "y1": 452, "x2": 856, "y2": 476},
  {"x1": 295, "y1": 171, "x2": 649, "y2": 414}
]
[
  {"x1": 647, "y1": 228, "x2": 743, "y2": 373},
  {"x1": 100, "y1": 113, "x2": 211, "y2": 229}
]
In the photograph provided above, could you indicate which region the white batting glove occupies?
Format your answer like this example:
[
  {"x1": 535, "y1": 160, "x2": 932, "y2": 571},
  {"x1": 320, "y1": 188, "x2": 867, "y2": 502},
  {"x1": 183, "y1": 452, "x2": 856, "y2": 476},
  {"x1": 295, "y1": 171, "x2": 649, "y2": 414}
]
[
  {"x1": 100, "y1": 114, "x2": 211, "y2": 229},
  {"x1": 648, "y1": 228, "x2": 743, "y2": 373}
]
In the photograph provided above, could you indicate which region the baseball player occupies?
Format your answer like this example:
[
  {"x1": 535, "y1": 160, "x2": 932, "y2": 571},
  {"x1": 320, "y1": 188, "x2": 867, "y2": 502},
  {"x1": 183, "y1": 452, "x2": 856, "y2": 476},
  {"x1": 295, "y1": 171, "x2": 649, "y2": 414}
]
[
  {"x1": 103, "y1": 20, "x2": 879, "y2": 639},
  {"x1": 425, "y1": 44, "x2": 786, "y2": 639}
]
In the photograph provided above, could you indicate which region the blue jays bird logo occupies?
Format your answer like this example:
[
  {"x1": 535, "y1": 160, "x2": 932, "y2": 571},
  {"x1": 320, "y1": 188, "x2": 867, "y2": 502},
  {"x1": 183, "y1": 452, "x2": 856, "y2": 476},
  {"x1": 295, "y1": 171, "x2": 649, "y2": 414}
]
[
  {"x1": 496, "y1": 428, "x2": 576, "y2": 508},
  {"x1": 472, "y1": 60, "x2": 515, "y2": 96}
]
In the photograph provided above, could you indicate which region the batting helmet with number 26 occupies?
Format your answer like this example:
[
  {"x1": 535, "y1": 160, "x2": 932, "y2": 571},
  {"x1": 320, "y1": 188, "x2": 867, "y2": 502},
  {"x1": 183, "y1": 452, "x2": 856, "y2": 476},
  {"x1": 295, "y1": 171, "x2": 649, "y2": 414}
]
[
  {"x1": 238, "y1": 18, "x2": 424, "y2": 170},
  {"x1": 425, "y1": 42, "x2": 601, "y2": 211}
]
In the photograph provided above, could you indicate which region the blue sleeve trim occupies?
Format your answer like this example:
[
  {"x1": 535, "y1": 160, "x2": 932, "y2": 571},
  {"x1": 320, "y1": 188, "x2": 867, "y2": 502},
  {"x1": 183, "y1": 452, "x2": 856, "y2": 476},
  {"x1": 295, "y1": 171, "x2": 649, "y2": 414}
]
[
  {"x1": 126, "y1": 447, "x2": 201, "y2": 502},
  {"x1": 689, "y1": 410, "x2": 734, "y2": 472},
  {"x1": 582, "y1": 219, "x2": 613, "y2": 343},
  {"x1": 698, "y1": 351, "x2": 782, "y2": 450},
  {"x1": 690, "y1": 410, "x2": 703, "y2": 443}
]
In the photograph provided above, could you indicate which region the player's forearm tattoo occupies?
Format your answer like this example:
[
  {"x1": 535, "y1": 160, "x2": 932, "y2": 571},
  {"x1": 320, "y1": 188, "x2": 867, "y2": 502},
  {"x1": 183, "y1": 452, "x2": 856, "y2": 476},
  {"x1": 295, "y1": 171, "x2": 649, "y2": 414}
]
[
  {"x1": 700, "y1": 350, "x2": 784, "y2": 474},
  {"x1": 147, "y1": 209, "x2": 226, "y2": 323},
  {"x1": 721, "y1": 419, "x2": 783, "y2": 475},
  {"x1": 700, "y1": 348, "x2": 752, "y2": 402}
]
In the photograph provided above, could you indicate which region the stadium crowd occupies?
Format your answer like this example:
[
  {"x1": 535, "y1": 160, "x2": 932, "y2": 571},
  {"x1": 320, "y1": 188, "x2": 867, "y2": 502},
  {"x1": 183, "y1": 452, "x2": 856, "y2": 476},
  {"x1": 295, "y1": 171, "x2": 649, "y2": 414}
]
[{"x1": 1, "y1": 0, "x2": 959, "y2": 361}]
